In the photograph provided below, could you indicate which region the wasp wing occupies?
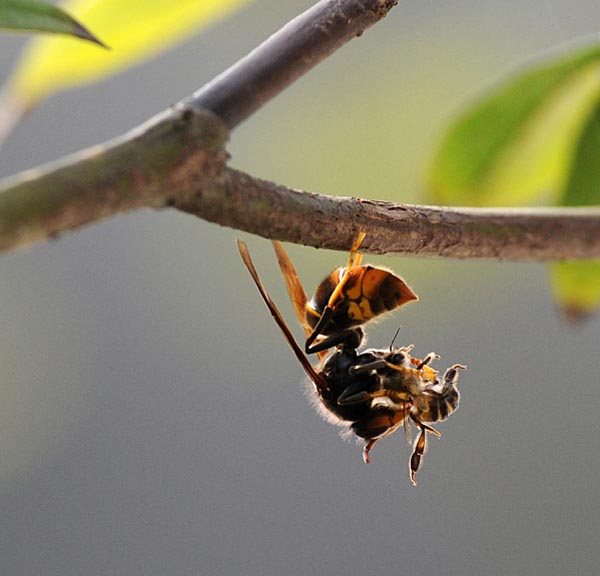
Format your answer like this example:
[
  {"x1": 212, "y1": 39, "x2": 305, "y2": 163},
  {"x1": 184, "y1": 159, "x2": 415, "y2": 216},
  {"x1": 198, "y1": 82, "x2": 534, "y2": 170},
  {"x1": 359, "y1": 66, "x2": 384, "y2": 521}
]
[
  {"x1": 272, "y1": 240, "x2": 335, "y2": 361},
  {"x1": 271, "y1": 241, "x2": 311, "y2": 335},
  {"x1": 237, "y1": 240, "x2": 328, "y2": 389}
]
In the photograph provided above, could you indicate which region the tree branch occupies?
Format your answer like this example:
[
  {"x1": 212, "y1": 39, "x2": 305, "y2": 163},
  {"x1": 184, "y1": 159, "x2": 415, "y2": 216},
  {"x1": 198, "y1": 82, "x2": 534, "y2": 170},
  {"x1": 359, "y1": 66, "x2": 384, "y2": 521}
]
[
  {"x1": 1, "y1": 132, "x2": 600, "y2": 258},
  {"x1": 0, "y1": 0, "x2": 402, "y2": 253},
  {"x1": 0, "y1": 0, "x2": 599, "y2": 260},
  {"x1": 0, "y1": 106, "x2": 229, "y2": 252},
  {"x1": 176, "y1": 167, "x2": 600, "y2": 261}
]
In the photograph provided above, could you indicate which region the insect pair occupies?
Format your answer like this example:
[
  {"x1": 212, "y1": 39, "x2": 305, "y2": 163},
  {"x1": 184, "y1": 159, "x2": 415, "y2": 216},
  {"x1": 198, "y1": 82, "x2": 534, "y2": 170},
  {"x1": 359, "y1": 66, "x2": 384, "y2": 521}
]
[{"x1": 237, "y1": 232, "x2": 465, "y2": 485}]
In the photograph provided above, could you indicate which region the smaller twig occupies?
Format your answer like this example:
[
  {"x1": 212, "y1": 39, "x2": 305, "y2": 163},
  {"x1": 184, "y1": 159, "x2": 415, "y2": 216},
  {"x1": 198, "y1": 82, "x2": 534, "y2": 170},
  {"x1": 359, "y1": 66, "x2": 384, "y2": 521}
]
[{"x1": 190, "y1": 0, "x2": 400, "y2": 128}]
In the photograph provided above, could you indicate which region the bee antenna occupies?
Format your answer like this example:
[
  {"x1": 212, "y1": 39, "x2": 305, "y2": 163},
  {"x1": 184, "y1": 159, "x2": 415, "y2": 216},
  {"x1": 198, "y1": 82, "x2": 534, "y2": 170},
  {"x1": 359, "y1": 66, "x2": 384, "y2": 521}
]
[{"x1": 389, "y1": 326, "x2": 403, "y2": 351}]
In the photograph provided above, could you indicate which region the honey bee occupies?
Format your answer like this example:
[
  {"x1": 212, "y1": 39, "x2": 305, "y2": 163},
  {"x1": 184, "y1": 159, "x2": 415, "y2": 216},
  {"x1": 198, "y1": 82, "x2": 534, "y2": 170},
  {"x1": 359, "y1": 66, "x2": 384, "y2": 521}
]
[
  {"x1": 337, "y1": 345, "x2": 465, "y2": 485},
  {"x1": 237, "y1": 236, "x2": 465, "y2": 485}
]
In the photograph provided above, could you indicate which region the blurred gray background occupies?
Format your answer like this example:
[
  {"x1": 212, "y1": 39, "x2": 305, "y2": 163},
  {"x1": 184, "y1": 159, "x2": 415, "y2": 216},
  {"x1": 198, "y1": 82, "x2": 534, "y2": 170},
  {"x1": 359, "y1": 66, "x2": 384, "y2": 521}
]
[{"x1": 1, "y1": 1, "x2": 600, "y2": 574}]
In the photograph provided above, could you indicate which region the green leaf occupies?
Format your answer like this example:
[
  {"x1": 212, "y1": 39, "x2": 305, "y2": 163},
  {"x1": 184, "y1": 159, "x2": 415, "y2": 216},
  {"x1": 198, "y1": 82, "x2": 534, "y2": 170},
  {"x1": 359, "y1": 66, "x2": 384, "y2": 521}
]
[
  {"x1": 551, "y1": 262, "x2": 600, "y2": 320},
  {"x1": 0, "y1": 0, "x2": 105, "y2": 46},
  {"x1": 430, "y1": 45, "x2": 600, "y2": 206},
  {"x1": 0, "y1": 0, "x2": 252, "y2": 142},
  {"x1": 560, "y1": 96, "x2": 600, "y2": 207},
  {"x1": 431, "y1": 44, "x2": 600, "y2": 316},
  {"x1": 550, "y1": 98, "x2": 600, "y2": 317}
]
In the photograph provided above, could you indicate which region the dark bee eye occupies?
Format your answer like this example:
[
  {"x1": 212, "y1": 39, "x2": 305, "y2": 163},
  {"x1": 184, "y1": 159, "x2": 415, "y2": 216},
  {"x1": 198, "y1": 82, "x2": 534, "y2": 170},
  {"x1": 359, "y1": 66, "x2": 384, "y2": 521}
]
[{"x1": 390, "y1": 353, "x2": 405, "y2": 365}]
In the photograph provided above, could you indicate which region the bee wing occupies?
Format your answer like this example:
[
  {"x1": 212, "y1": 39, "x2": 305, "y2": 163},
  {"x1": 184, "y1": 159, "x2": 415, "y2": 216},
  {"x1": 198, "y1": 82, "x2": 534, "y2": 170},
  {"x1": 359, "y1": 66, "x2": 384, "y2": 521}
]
[{"x1": 237, "y1": 240, "x2": 328, "y2": 389}]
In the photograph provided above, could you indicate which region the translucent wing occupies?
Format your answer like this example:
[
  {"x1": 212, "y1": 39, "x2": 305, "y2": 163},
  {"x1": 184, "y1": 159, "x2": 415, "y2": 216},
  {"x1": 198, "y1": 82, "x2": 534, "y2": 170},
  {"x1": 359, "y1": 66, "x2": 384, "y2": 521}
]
[{"x1": 271, "y1": 240, "x2": 311, "y2": 338}]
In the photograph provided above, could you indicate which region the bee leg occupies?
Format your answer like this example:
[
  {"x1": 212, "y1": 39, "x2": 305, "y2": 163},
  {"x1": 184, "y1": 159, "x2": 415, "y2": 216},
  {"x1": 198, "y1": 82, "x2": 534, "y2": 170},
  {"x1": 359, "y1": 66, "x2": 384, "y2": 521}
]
[
  {"x1": 442, "y1": 364, "x2": 467, "y2": 388},
  {"x1": 338, "y1": 391, "x2": 371, "y2": 405},
  {"x1": 348, "y1": 358, "x2": 389, "y2": 375},
  {"x1": 363, "y1": 438, "x2": 379, "y2": 464},
  {"x1": 409, "y1": 419, "x2": 441, "y2": 486},
  {"x1": 338, "y1": 388, "x2": 410, "y2": 406},
  {"x1": 337, "y1": 381, "x2": 376, "y2": 406},
  {"x1": 416, "y1": 352, "x2": 440, "y2": 370},
  {"x1": 409, "y1": 428, "x2": 426, "y2": 486}
]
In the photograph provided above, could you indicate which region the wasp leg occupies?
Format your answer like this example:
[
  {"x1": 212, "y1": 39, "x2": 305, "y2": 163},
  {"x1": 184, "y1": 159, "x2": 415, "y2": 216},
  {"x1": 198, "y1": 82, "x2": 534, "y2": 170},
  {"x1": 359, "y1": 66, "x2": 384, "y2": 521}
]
[
  {"x1": 363, "y1": 438, "x2": 379, "y2": 464},
  {"x1": 347, "y1": 230, "x2": 366, "y2": 267},
  {"x1": 306, "y1": 325, "x2": 363, "y2": 355},
  {"x1": 409, "y1": 419, "x2": 441, "y2": 486},
  {"x1": 305, "y1": 232, "x2": 367, "y2": 353},
  {"x1": 304, "y1": 305, "x2": 335, "y2": 353},
  {"x1": 308, "y1": 232, "x2": 366, "y2": 349}
]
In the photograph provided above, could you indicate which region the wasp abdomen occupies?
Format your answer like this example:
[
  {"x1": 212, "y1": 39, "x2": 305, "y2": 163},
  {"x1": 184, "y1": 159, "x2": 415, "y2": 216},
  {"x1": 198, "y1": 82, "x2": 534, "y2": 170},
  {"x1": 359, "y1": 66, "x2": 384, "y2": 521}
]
[{"x1": 307, "y1": 265, "x2": 418, "y2": 334}]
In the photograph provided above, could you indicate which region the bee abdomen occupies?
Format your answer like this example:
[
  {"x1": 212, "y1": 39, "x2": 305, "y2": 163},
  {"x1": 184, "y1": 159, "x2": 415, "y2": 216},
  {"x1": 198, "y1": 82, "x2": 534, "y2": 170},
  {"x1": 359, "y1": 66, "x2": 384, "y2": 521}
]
[{"x1": 414, "y1": 388, "x2": 460, "y2": 423}]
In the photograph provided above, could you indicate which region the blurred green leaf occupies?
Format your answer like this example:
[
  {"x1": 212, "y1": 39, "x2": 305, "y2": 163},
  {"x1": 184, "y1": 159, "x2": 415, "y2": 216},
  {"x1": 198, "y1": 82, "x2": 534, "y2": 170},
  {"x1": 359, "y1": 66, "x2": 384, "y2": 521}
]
[
  {"x1": 551, "y1": 262, "x2": 600, "y2": 320},
  {"x1": 430, "y1": 45, "x2": 600, "y2": 206},
  {"x1": 0, "y1": 0, "x2": 252, "y2": 142},
  {"x1": 431, "y1": 44, "x2": 600, "y2": 316},
  {"x1": 0, "y1": 0, "x2": 105, "y2": 46},
  {"x1": 560, "y1": 94, "x2": 600, "y2": 207},
  {"x1": 550, "y1": 99, "x2": 600, "y2": 317}
]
